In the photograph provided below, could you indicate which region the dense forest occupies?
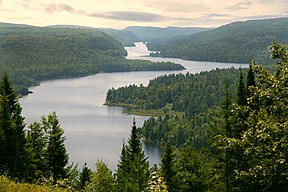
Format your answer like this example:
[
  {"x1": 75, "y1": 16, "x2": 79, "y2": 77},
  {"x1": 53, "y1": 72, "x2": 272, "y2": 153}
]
[
  {"x1": 1, "y1": 42, "x2": 287, "y2": 192},
  {"x1": 124, "y1": 26, "x2": 209, "y2": 44},
  {"x1": 105, "y1": 42, "x2": 288, "y2": 191},
  {"x1": 0, "y1": 23, "x2": 184, "y2": 95},
  {"x1": 47, "y1": 25, "x2": 139, "y2": 47},
  {"x1": 152, "y1": 17, "x2": 288, "y2": 64},
  {"x1": 1, "y1": 20, "x2": 288, "y2": 191}
]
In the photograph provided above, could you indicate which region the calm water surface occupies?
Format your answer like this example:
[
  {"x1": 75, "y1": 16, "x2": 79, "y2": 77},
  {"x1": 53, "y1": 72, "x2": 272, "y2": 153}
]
[{"x1": 20, "y1": 42, "x2": 248, "y2": 170}]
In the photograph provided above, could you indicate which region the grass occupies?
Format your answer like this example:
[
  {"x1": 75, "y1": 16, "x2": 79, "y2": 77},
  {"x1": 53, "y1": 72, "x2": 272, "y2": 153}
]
[{"x1": 0, "y1": 176, "x2": 69, "y2": 192}]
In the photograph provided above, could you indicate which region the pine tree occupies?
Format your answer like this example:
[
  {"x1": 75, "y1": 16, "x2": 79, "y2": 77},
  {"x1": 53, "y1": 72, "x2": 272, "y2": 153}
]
[
  {"x1": 127, "y1": 119, "x2": 149, "y2": 192},
  {"x1": 0, "y1": 73, "x2": 27, "y2": 179},
  {"x1": 78, "y1": 163, "x2": 92, "y2": 190},
  {"x1": 11, "y1": 104, "x2": 27, "y2": 179},
  {"x1": 115, "y1": 142, "x2": 129, "y2": 191},
  {"x1": 45, "y1": 112, "x2": 68, "y2": 184},
  {"x1": 127, "y1": 119, "x2": 142, "y2": 161},
  {"x1": 236, "y1": 68, "x2": 246, "y2": 106},
  {"x1": 115, "y1": 119, "x2": 150, "y2": 192},
  {"x1": 246, "y1": 60, "x2": 256, "y2": 95},
  {"x1": 26, "y1": 121, "x2": 49, "y2": 181},
  {"x1": 160, "y1": 142, "x2": 175, "y2": 192}
]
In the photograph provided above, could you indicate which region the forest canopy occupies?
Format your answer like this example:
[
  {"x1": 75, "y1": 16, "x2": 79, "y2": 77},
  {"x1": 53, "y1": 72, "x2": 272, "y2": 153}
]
[
  {"x1": 152, "y1": 17, "x2": 288, "y2": 64},
  {"x1": 0, "y1": 23, "x2": 184, "y2": 95}
]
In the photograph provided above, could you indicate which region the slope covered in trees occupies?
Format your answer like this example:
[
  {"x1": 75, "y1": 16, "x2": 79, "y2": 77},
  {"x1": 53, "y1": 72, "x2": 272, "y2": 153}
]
[
  {"x1": 0, "y1": 23, "x2": 184, "y2": 95},
  {"x1": 106, "y1": 42, "x2": 288, "y2": 191},
  {"x1": 47, "y1": 25, "x2": 139, "y2": 46},
  {"x1": 124, "y1": 26, "x2": 209, "y2": 42},
  {"x1": 156, "y1": 17, "x2": 288, "y2": 64},
  {"x1": 1, "y1": 42, "x2": 288, "y2": 191}
]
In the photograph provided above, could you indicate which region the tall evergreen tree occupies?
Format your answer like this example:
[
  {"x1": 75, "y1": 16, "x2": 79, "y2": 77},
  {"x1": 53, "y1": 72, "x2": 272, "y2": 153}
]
[
  {"x1": 115, "y1": 119, "x2": 150, "y2": 192},
  {"x1": 26, "y1": 121, "x2": 49, "y2": 182},
  {"x1": 78, "y1": 163, "x2": 92, "y2": 190},
  {"x1": 236, "y1": 68, "x2": 246, "y2": 106},
  {"x1": 127, "y1": 119, "x2": 142, "y2": 161},
  {"x1": 11, "y1": 104, "x2": 27, "y2": 179},
  {"x1": 246, "y1": 60, "x2": 256, "y2": 93},
  {"x1": 115, "y1": 142, "x2": 129, "y2": 191},
  {"x1": 45, "y1": 112, "x2": 69, "y2": 184},
  {"x1": 127, "y1": 119, "x2": 149, "y2": 192},
  {"x1": 0, "y1": 73, "x2": 27, "y2": 180},
  {"x1": 160, "y1": 142, "x2": 175, "y2": 192}
]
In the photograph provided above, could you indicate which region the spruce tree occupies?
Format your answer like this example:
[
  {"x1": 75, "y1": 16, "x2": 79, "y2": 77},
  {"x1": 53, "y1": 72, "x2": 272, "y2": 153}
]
[
  {"x1": 26, "y1": 121, "x2": 49, "y2": 181},
  {"x1": 115, "y1": 142, "x2": 129, "y2": 191},
  {"x1": 45, "y1": 112, "x2": 68, "y2": 184},
  {"x1": 78, "y1": 163, "x2": 92, "y2": 190},
  {"x1": 11, "y1": 104, "x2": 27, "y2": 179},
  {"x1": 0, "y1": 73, "x2": 27, "y2": 179},
  {"x1": 116, "y1": 119, "x2": 150, "y2": 192},
  {"x1": 160, "y1": 142, "x2": 175, "y2": 192},
  {"x1": 236, "y1": 68, "x2": 246, "y2": 106}
]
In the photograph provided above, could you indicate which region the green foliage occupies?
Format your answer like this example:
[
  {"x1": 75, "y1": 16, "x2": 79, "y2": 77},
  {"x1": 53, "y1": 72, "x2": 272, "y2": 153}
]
[
  {"x1": 148, "y1": 171, "x2": 168, "y2": 192},
  {"x1": 214, "y1": 42, "x2": 288, "y2": 191},
  {"x1": 160, "y1": 142, "x2": 175, "y2": 192},
  {"x1": 85, "y1": 160, "x2": 115, "y2": 192},
  {"x1": 77, "y1": 163, "x2": 92, "y2": 191},
  {"x1": 124, "y1": 26, "x2": 208, "y2": 43},
  {"x1": 107, "y1": 67, "x2": 242, "y2": 148},
  {"x1": 45, "y1": 112, "x2": 69, "y2": 184},
  {"x1": 0, "y1": 23, "x2": 184, "y2": 95},
  {"x1": 157, "y1": 18, "x2": 288, "y2": 64},
  {"x1": 173, "y1": 147, "x2": 218, "y2": 192},
  {"x1": 0, "y1": 73, "x2": 28, "y2": 180},
  {"x1": 115, "y1": 120, "x2": 150, "y2": 192},
  {"x1": 0, "y1": 175, "x2": 69, "y2": 192}
]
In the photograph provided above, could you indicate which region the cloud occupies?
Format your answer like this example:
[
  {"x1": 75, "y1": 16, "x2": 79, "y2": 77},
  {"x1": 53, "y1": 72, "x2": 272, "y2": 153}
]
[
  {"x1": 89, "y1": 11, "x2": 168, "y2": 22},
  {"x1": 40, "y1": 3, "x2": 86, "y2": 15},
  {"x1": 228, "y1": 0, "x2": 253, "y2": 10},
  {"x1": 148, "y1": 2, "x2": 208, "y2": 13}
]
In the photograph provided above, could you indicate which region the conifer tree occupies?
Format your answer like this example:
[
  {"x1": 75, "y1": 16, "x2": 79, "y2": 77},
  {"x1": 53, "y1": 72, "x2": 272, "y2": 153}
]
[
  {"x1": 246, "y1": 60, "x2": 256, "y2": 95},
  {"x1": 45, "y1": 112, "x2": 68, "y2": 184},
  {"x1": 115, "y1": 119, "x2": 149, "y2": 192},
  {"x1": 11, "y1": 104, "x2": 28, "y2": 179},
  {"x1": 160, "y1": 142, "x2": 175, "y2": 192},
  {"x1": 126, "y1": 119, "x2": 149, "y2": 192},
  {"x1": 78, "y1": 163, "x2": 92, "y2": 190},
  {"x1": 115, "y1": 142, "x2": 129, "y2": 191},
  {"x1": 0, "y1": 73, "x2": 27, "y2": 179},
  {"x1": 236, "y1": 68, "x2": 246, "y2": 106},
  {"x1": 26, "y1": 121, "x2": 49, "y2": 181}
]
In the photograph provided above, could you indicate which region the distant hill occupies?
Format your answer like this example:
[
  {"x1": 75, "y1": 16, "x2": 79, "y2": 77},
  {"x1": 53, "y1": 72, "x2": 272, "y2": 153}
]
[
  {"x1": 47, "y1": 25, "x2": 138, "y2": 46},
  {"x1": 157, "y1": 17, "x2": 288, "y2": 64},
  {"x1": 0, "y1": 22, "x2": 32, "y2": 28},
  {"x1": 124, "y1": 26, "x2": 209, "y2": 42},
  {"x1": 0, "y1": 23, "x2": 184, "y2": 94}
]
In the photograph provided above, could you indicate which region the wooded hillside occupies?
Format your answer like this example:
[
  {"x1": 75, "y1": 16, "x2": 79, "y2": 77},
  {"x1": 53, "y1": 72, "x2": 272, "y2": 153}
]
[{"x1": 156, "y1": 17, "x2": 288, "y2": 64}]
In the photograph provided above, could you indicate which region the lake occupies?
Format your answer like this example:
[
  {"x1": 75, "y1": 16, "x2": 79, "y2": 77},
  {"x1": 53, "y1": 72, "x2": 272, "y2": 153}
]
[{"x1": 20, "y1": 42, "x2": 248, "y2": 171}]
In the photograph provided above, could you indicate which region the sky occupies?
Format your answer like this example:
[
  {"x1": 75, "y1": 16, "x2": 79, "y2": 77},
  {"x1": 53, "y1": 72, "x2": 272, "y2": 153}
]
[{"x1": 0, "y1": 0, "x2": 287, "y2": 29}]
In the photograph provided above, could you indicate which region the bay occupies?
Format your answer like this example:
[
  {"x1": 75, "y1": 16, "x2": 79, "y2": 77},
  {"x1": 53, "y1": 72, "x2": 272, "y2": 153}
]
[{"x1": 20, "y1": 42, "x2": 248, "y2": 170}]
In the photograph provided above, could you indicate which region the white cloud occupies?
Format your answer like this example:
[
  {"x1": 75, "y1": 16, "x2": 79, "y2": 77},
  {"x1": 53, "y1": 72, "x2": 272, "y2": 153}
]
[{"x1": 0, "y1": 0, "x2": 287, "y2": 28}]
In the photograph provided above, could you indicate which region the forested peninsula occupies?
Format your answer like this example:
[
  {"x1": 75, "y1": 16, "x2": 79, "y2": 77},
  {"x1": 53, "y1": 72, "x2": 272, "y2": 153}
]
[
  {"x1": 105, "y1": 42, "x2": 288, "y2": 191},
  {"x1": 0, "y1": 23, "x2": 184, "y2": 95}
]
